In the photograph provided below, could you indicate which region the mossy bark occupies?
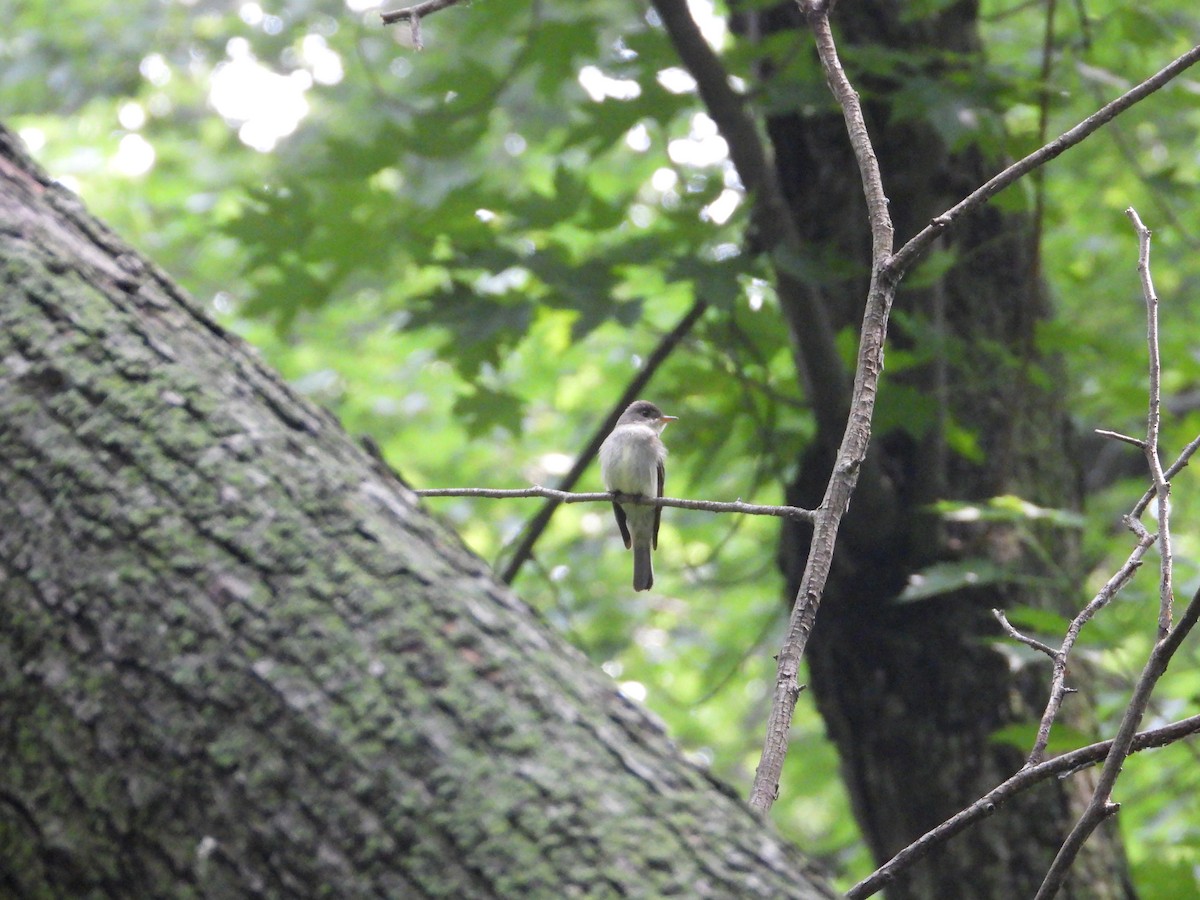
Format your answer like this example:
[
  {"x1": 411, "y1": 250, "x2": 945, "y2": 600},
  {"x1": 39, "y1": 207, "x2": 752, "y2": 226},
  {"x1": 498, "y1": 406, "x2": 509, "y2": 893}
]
[{"x1": 0, "y1": 128, "x2": 834, "y2": 900}]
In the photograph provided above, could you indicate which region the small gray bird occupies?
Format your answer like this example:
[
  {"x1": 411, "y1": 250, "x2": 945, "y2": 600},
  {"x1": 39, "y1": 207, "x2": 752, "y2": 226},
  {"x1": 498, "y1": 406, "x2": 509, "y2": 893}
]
[{"x1": 598, "y1": 400, "x2": 677, "y2": 591}]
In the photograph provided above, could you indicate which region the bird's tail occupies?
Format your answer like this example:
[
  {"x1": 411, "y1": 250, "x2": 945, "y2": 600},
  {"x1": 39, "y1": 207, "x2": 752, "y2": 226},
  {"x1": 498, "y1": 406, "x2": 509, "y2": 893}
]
[{"x1": 633, "y1": 543, "x2": 654, "y2": 592}]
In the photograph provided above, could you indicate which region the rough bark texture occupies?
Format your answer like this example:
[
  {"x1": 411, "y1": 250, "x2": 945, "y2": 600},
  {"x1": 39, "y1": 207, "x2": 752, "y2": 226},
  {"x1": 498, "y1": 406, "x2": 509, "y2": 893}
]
[
  {"x1": 753, "y1": 3, "x2": 1136, "y2": 898},
  {"x1": 0, "y1": 128, "x2": 836, "y2": 899}
]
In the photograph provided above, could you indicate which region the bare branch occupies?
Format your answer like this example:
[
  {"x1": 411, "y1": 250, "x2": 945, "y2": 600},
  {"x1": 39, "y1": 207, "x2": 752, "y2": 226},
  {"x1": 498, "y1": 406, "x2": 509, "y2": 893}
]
[
  {"x1": 889, "y1": 42, "x2": 1200, "y2": 276},
  {"x1": 992, "y1": 608, "x2": 1057, "y2": 658},
  {"x1": 1025, "y1": 514, "x2": 1156, "y2": 765},
  {"x1": 1034, "y1": 584, "x2": 1200, "y2": 899},
  {"x1": 848, "y1": 712, "x2": 1200, "y2": 899},
  {"x1": 1024, "y1": 215, "x2": 1176, "y2": 768},
  {"x1": 655, "y1": 4, "x2": 1200, "y2": 825},
  {"x1": 380, "y1": 0, "x2": 464, "y2": 26},
  {"x1": 1024, "y1": 426, "x2": 1199, "y2": 766},
  {"x1": 1034, "y1": 218, "x2": 1188, "y2": 898},
  {"x1": 750, "y1": 5, "x2": 897, "y2": 813},
  {"x1": 1094, "y1": 428, "x2": 1146, "y2": 450},
  {"x1": 415, "y1": 486, "x2": 815, "y2": 521},
  {"x1": 808, "y1": 10, "x2": 893, "y2": 267},
  {"x1": 1133, "y1": 430, "x2": 1200, "y2": 517},
  {"x1": 1127, "y1": 207, "x2": 1174, "y2": 638}
]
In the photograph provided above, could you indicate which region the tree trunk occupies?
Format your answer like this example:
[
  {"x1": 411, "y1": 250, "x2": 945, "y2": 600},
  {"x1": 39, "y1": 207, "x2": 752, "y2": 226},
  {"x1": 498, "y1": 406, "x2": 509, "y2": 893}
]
[
  {"x1": 760, "y1": 4, "x2": 1136, "y2": 897},
  {"x1": 0, "y1": 128, "x2": 834, "y2": 899}
]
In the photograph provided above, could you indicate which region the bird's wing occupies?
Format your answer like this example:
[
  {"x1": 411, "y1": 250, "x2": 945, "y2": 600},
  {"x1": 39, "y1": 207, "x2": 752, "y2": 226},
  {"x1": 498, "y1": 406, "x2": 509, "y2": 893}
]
[
  {"x1": 612, "y1": 502, "x2": 631, "y2": 549},
  {"x1": 653, "y1": 459, "x2": 664, "y2": 550}
]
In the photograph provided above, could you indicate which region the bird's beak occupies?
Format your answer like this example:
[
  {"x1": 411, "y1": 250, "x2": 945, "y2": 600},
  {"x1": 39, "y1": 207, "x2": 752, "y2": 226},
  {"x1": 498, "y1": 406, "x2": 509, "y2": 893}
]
[{"x1": 660, "y1": 415, "x2": 678, "y2": 425}]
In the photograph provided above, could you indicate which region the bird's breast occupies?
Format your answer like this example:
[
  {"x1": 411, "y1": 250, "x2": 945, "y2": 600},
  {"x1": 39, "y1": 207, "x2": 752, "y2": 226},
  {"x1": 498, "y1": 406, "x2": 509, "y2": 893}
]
[{"x1": 599, "y1": 426, "x2": 661, "y2": 495}]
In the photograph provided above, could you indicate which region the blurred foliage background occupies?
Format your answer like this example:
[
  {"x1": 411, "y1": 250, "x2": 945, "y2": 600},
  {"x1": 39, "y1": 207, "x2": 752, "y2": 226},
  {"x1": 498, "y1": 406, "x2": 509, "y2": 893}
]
[{"x1": 5, "y1": 0, "x2": 1200, "y2": 892}]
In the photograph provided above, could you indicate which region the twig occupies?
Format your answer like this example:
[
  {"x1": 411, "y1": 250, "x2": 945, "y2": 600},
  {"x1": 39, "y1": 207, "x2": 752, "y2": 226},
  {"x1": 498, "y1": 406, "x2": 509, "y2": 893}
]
[
  {"x1": 1134, "y1": 431, "x2": 1200, "y2": 517},
  {"x1": 1023, "y1": 515, "x2": 1156, "y2": 766},
  {"x1": 1128, "y1": 207, "x2": 1174, "y2": 638},
  {"x1": 1094, "y1": 428, "x2": 1146, "y2": 450},
  {"x1": 889, "y1": 42, "x2": 1200, "y2": 276},
  {"x1": 1032, "y1": 214, "x2": 1184, "y2": 900},
  {"x1": 416, "y1": 486, "x2": 815, "y2": 521},
  {"x1": 847, "y1": 711, "x2": 1200, "y2": 899},
  {"x1": 862, "y1": 218, "x2": 1194, "y2": 895},
  {"x1": 1034, "y1": 584, "x2": 1200, "y2": 899},
  {"x1": 749, "y1": 4, "x2": 896, "y2": 813},
  {"x1": 380, "y1": 0, "x2": 464, "y2": 26},
  {"x1": 498, "y1": 300, "x2": 707, "y2": 585},
  {"x1": 993, "y1": 608, "x2": 1057, "y2": 658},
  {"x1": 1021, "y1": 424, "x2": 1199, "y2": 767},
  {"x1": 1021, "y1": 213, "x2": 1174, "y2": 768}
]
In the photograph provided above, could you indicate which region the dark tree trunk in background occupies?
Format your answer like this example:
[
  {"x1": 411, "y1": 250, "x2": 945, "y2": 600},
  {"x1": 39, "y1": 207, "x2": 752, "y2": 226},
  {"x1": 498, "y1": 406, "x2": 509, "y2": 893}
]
[
  {"x1": 0, "y1": 128, "x2": 836, "y2": 899},
  {"x1": 756, "y1": 3, "x2": 1136, "y2": 898}
]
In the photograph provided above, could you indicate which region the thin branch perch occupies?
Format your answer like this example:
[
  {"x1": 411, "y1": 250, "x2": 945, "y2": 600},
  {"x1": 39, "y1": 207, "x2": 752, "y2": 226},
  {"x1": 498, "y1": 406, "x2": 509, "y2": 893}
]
[
  {"x1": 416, "y1": 486, "x2": 815, "y2": 521},
  {"x1": 380, "y1": 0, "x2": 464, "y2": 25}
]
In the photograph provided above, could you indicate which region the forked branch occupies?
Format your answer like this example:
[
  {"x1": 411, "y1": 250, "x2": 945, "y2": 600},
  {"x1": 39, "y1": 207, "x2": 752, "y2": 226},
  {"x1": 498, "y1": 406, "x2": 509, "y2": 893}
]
[
  {"x1": 848, "y1": 712, "x2": 1200, "y2": 899},
  {"x1": 1032, "y1": 211, "x2": 1189, "y2": 900},
  {"x1": 749, "y1": 1, "x2": 897, "y2": 813}
]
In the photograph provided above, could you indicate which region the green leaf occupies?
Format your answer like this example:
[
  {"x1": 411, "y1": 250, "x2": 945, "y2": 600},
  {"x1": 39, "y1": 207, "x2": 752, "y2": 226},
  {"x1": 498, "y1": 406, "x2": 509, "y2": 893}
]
[
  {"x1": 989, "y1": 722, "x2": 1092, "y2": 755},
  {"x1": 929, "y1": 496, "x2": 1085, "y2": 529},
  {"x1": 407, "y1": 285, "x2": 534, "y2": 378},
  {"x1": 1131, "y1": 857, "x2": 1200, "y2": 900},
  {"x1": 897, "y1": 559, "x2": 1015, "y2": 603},
  {"x1": 452, "y1": 386, "x2": 524, "y2": 438},
  {"x1": 998, "y1": 605, "x2": 1071, "y2": 637}
]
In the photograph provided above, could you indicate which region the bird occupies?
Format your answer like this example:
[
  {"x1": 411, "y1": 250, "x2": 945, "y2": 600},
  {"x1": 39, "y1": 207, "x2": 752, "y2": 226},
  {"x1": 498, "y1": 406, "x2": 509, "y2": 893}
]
[{"x1": 598, "y1": 400, "x2": 677, "y2": 591}]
